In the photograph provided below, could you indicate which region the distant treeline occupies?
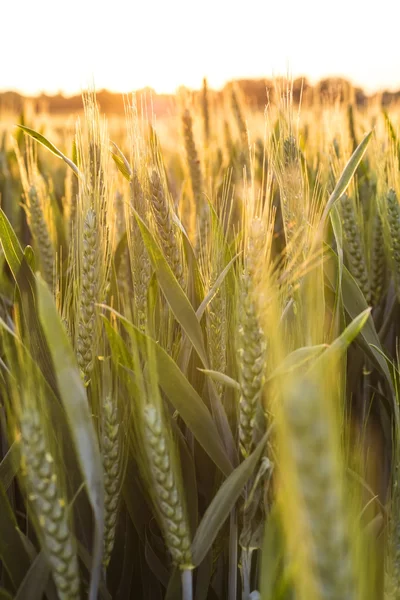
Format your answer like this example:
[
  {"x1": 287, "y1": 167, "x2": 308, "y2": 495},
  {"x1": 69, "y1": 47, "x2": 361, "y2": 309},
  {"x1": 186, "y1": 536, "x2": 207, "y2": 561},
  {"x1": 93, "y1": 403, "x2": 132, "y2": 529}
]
[{"x1": 1, "y1": 77, "x2": 399, "y2": 116}]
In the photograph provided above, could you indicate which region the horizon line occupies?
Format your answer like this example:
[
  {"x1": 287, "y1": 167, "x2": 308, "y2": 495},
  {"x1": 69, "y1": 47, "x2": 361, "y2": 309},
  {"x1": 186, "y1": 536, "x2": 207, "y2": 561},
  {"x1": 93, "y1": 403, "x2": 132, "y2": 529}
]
[{"x1": 2, "y1": 74, "x2": 400, "y2": 100}]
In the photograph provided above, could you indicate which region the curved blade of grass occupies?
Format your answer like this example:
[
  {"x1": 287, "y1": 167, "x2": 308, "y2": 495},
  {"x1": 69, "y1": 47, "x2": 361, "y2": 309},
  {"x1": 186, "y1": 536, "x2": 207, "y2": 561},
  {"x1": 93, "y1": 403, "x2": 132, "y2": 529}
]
[
  {"x1": 325, "y1": 247, "x2": 395, "y2": 397},
  {"x1": 195, "y1": 253, "x2": 239, "y2": 320},
  {"x1": 133, "y1": 327, "x2": 232, "y2": 475},
  {"x1": 133, "y1": 210, "x2": 208, "y2": 367},
  {"x1": 313, "y1": 307, "x2": 371, "y2": 367},
  {"x1": 0, "y1": 207, "x2": 24, "y2": 278},
  {"x1": 16, "y1": 125, "x2": 80, "y2": 177},
  {"x1": 102, "y1": 309, "x2": 232, "y2": 476},
  {"x1": 111, "y1": 142, "x2": 132, "y2": 179},
  {"x1": 76, "y1": 541, "x2": 112, "y2": 600},
  {"x1": 165, "y1": 569, "x2": 181, "y2": 600},
  {"x1": 145, "y1": 534, "x2": 170, "y2": 588},
  {"x1": 23, "y1": 245, "x2": 35, "y2": 271},
  {"x1": 0, "y1": 590, "x2": 12, "y2": 600},
  {"x1": 14, "y1": 551, "x2": 51, "y2": 600},
  {"x1": 329, "y1": 204, "x2": 344, "y2": 337},
  {"x1": 260, "y1": 507, "x2": 287, "y2": 600},
  {"x1": 0, "y1": 440, "x2": 21, "y2": 491},
  {"x1": 178, "y1": 217, "x2": 204, "y2": 309},
  {"x1": 191, "y1": 429, "x2": 270, "y2": 566},
  {"x1": 383, "y1": 110, "x2": 400, "y2": 170},
  {"x1": 194, "y1": 553, "x2": 212, "y2": 600},
  {"x1": 0, "y1": 482, "x2": 32, "y2": 589},
  {"x1": 266, "y1": 345, "x2": 328, "y2": 382},
  {"x1": 36, "y1": 276, "x2": 104, "y2": 600},
  {"x1": 178, "y1": 254, "x2": 238, "y2": 373},
  {"x1": 0, "y1": 209, "x2": 57, "y2": 391},
  {"x1": 198, "y1": 369, "x2": 240, "y2": 391},
  {"x1": 102, "y1": 317, "x2": 132, "y2": 370},
  {"x1": 318, "y1": 131, "x2": 372, "y2": 234},
  {"x1": 111, "y1": 153, "x2": 131, "y2": 181}
]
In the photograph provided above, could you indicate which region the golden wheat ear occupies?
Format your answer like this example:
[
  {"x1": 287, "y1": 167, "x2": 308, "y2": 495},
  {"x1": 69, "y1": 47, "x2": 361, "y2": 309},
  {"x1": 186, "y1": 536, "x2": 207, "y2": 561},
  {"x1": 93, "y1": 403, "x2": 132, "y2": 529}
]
[
  {"x1": 386, "y1": 188, "x2": 400, "y2": 302},
  {"x1": 76, "y1": 207, "x2": 99, "y2": 382},
  {"x1": 26, "y1": 185, "x2": 55, "y2": 289},
  {"x1": 237, "y1": 217, "x2": 267, "y2": 459},
  {"x1": 150, "y1": 169, "x2": 185, "y2": 287}
]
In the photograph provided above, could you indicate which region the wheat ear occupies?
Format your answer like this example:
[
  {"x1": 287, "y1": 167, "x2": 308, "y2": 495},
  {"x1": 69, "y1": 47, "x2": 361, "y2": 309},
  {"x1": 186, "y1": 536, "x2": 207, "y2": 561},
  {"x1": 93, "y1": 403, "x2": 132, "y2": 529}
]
[
  {"x1": 76, "y1": 207, "x2": 99, "y2": 381},
  {"x1": 386, "y1": 188, "x2": 400, "y2": 302},
  {"x1": 237, "y1": 218, "x2": 267, "y2": 458},
  {"x1": 143, "y1": 403, "x2": 192, "y2": 569},
  {"x1": 150, "y1": 170, "x2": 184, "y2": 287},
  {"x1": 182, "y1": 108, "x2": 204, "y2": 211},
  {"x1": 284, "y1": 378, "x2": 356, "y2": 600},
  {"x1": 27, "y1": 185, "x2": 55, "y2": 289},
  {"x1": 202, "y1": 77, "x2": 210, "y2": 146},
  {"x1": 370, "y1": 208, "x2": 386, "y2": 305},
  {"x1": 101, "y1": 394, "x2": 121, "y2": 567},
  {"x1": 21, "y1": 408, "x2": 80, "y2": 599},
  {"x1": 130, "y1": 170, "x2": 151, "y2": 331},
  {"x1": 207, "y1": 271, "x2": 227, "y2": 399},
  {"x1": 340, "y1": 194, "x2": 371, "y2": 303}
]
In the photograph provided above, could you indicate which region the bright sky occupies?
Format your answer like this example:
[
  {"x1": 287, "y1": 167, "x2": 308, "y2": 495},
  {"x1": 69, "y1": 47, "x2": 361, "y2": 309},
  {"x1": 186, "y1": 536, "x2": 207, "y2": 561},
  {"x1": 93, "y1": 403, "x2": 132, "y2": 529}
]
[{"x1": 2, "y1": 0, "x2": 400, "y2": 96}]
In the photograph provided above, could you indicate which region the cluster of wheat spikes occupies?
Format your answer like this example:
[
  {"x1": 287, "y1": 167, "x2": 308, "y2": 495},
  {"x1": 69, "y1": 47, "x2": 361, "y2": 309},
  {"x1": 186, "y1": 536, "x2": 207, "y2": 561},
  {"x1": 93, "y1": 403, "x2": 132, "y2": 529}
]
[{"x1": 0, "y1": 81, "x2": 400, "y2": 600}]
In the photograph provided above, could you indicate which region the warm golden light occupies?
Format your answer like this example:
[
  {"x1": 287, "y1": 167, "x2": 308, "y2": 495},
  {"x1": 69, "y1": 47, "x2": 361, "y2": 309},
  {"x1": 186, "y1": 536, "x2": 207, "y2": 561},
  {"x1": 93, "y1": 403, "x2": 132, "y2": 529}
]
[{"x1": 3, "y1": 0, "x2": 400, "y2": 95}]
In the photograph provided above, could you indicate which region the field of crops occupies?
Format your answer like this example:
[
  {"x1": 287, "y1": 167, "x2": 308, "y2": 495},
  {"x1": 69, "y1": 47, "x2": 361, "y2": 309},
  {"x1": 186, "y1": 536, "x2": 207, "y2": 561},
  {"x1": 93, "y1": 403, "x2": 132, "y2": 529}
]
[{"x1": 0, "y1": 80, "x2": 399, "y2": 599}]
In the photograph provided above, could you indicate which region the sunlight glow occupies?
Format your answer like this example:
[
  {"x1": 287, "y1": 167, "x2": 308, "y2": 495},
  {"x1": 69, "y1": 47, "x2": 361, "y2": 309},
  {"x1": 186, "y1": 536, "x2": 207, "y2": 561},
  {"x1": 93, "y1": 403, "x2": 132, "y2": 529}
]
[{"x1": 3, "y1": 0, "x2": 400, "y2": 95}]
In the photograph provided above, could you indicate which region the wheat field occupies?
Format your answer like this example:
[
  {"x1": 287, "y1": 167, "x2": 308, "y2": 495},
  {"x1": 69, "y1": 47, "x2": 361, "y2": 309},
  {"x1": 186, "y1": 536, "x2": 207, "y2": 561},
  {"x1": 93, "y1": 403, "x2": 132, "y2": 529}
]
[{"x1": 0, "y1": 80, "x2": 399, "y2": 600}]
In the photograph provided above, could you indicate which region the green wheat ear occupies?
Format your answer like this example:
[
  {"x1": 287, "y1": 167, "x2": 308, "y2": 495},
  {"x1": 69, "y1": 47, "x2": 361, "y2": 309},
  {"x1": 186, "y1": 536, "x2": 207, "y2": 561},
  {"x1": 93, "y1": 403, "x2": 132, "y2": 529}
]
[
  {"x1": 370, "y1": 208, "x2": 386, "y2": 305},
  {"x1": 27, "y1": 185, "x2": 55, "y2": 289},
  {"x1": 386, "y1": 188, "x2": 400, "y2": 302},
  {"x1": 76, "y1": 207, "x2": 99, "y2": 382},
  {"x1": 129, "y1": 170, "x2": 151, "y2": 331},
  {"x1": 284, "y1": 377, "x2": 357, "y2": 600},
  {"x1": 340, "y1": 194, "x2": 371, "y2": 303},
  {"x1": 101, "y1": 394, "x2": 121, "y2": 567},
  {"x1": 143, "y1": 403, "x2": 193, "y2": 569},
  {"x1": 20, "y1": 408, "x2": 80, "y2": 600},
  {"x1": 150, "y1": 169, "x2": 185, "y2": 287},
  {"x1": 237, "y1": 217, "x2": 267, "y2": 459}
]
